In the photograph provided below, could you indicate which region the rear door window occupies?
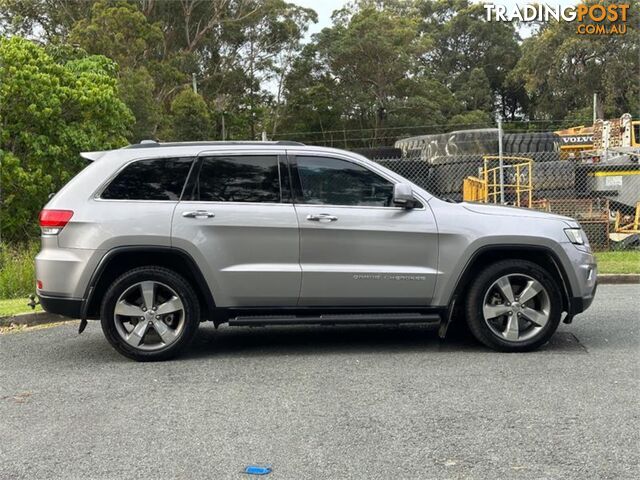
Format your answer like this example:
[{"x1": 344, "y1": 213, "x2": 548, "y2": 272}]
[{"x1": 101, "y1": 157, "x2": 195, "y2": 200}]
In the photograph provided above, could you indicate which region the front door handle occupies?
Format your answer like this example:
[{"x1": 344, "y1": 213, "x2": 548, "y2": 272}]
[
  {"x1": 182, "y1": 210, "x2": 215, "y2": 219},
  {"x1": 306, "y1": 213, "x2": 338, "y2": 223}
]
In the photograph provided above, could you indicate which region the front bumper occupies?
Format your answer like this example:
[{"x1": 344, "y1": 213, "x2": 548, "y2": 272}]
[
  {"x1": 39, "y1": 294, "x2": 83, "y2": 318},
  {"x1": 569, "y1": 280, "x2": 598, "y2": 315},
  {"x1": 559, "y1": 241, "x2": 597, "y2": 316}
]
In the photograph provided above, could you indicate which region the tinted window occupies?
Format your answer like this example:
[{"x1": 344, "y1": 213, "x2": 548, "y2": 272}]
[
  {"x1": 101, "y1": 157, "x2": 194, "y2": 200},
  {"x1": 195, "y1": 156, "x2": 281, "y2": 203},
  {"x1": 296, "y1": 156, "x2": 394, "y2": 207}
]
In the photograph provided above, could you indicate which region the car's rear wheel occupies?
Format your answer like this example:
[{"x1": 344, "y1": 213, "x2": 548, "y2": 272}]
[
  {"x1": 465, "y1": 260, "x2": 562, "y2": 352},
  {"x1": 100, "y1": 266, "x2": 200, "y2": 361}
]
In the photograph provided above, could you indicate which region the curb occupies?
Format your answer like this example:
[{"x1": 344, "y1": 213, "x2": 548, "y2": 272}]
[
  {"x1": 0, "y1": 311, "x2": 74, "y2": 328},
  {"x1": 598, "y1": 274, "x2": 640, "y2": 284}
]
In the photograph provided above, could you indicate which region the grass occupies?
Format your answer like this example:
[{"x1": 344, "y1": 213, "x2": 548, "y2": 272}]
[
  {"x1": 0, "y1": 241, "x2": 40, "y2": 317},
  {"x1": 0, "y1": 297, "x2": 41, "y2": 317},
  {"x1": 0, "y1": 241, "x2": 39, "y2": 298},
  {"x1": 595, "y1": 250, "x2": 640, "y2": 275}
]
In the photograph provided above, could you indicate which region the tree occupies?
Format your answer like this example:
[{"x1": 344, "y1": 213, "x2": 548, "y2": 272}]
[
  {"x1": 276, "y1": 43, "x2": 345, "y2": 145},
  {"x1": 448, "y1": 110, "x2": 492, "y2": 129},
  {"x1": 68, "y1": 1, "x2": 165, "y2": 141},
  {"x1": 416, "y1": 0, "x2": 523, "y2": 118},
  {"x1": 235, "y1": 0, "x2": 317, "y2": 137},
  {"x1": 166, "y1": 89, "x2": 211, "y2": 141},
  {"x1": 0, "y1": 0, "x2": 93, "y2": 41},
  {"x1": 118, "y1": 66, "x2": 162, "y2": 142},
  {"x1": 17, "y1": 0, "x2": 317, "y2": 141},
  {"x1": 321, "y1": 5, "x2": 429, "y2": 137},
  {"x1": 68, "y1": 1, "x2": 163, "y2": 70},
  {"x1": 510, "y1": 0, "x2": 639, "y2": 120},
  {"x1": 0, "y1": 36, "x2": 133, "y2": 241},
  {"x1": 300, "y1": 3, "x2": 462, "y2": 145},
  {"x1": 278, "y1": 2, "x2": 463, "y2": 146},
  {"x1": 454, "y1": 68, "x2": 493, "y2": 112}
]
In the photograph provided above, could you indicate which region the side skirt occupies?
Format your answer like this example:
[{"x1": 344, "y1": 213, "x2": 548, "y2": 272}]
[{"x1": 218, "y1": 306, "x2": 445, "y2": 327}]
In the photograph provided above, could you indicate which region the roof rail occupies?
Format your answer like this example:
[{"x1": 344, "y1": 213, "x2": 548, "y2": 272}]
[
  {"x1": 273, "y1": 140, "x2": 305, "y2": 146},
  {"x1": 124, "y1": 140, "x2": 304, "y2": 149}
]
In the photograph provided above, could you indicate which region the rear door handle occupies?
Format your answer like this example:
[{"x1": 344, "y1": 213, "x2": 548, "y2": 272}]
[
  {"x1": 182, "y1": 210, "x2": 215, "y2": 219},
  {"x1": 306, "y1": 213, "x2": 338, "y2": 223}
]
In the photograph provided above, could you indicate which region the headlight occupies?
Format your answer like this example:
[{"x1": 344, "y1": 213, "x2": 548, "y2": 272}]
[{"x1": 564, "y1": 228, "x2": 585, "y2": 245}]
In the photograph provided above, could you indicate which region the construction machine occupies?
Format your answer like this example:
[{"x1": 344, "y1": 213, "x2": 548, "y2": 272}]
[{"x1": 555, "y1": 113, "x2": 640, "y2": 160}]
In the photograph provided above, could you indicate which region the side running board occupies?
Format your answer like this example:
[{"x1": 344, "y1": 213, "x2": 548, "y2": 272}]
[{"x1": 228, "y1": 312, "x2": 441, "y2": 327}]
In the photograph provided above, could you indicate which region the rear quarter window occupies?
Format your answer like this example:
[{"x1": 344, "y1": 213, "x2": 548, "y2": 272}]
[{"x1": 101, "y1": 157, "x2": 195, "y2": 200}]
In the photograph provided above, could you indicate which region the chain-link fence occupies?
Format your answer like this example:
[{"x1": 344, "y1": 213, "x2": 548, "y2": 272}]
[
  {"x1": 362, "y1": 149, "x2": 640, "y2": 251},
  {"x1": 277, "y1": 121, "x2": 639, "y2": 250}
]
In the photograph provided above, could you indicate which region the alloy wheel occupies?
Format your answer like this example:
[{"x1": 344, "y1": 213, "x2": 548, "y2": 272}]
[
  {"x1": 113, "y1": 281, "x2": 186, "y2": 351},
  {"x1": 482, "y1": 273, "x2": 551, "y2": 343}
]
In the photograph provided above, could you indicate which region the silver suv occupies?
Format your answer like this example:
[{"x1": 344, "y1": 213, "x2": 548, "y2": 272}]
[{"x1": 36, "y1": 141, "x2": 597, "y2": 360}]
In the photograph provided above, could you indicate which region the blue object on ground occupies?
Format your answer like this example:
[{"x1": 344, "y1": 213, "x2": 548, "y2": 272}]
[{"x1": 244, "y1": 465, "x2": 272, "y2": 475}]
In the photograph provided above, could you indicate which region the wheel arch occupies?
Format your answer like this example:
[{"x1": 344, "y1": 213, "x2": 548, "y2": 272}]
[
  {"x1": 450, "y1": 245, "x2": 574, "y2": 313},
  {"x1": 81, "y1": 246, "x2": 215, "y2": 321}
]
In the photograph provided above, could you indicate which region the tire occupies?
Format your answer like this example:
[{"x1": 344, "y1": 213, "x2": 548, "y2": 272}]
[
  {"x1": 533, "y1": 160, "x2": 575, "y2": 190},
  {"x1": 351, "y1": 147, "x2": 403, "y2": 160},
  {"x1": 504, "y1": 132, "x2": 560, "y2": 154},
  {"x1": 465, "y1": 260, "x2": 562, "y2": 352},
  {"x1": 100, "y1": 266, "x2": 200, "y2": 361}
]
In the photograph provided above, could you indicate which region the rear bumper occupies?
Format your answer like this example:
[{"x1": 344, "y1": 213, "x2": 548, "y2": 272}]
[
  {"x1": 38, "y1": 294, "x2": 82, "y2": 319},
  {"x1": 35, "y1": 242, "x2": 102, "y2": 299}
]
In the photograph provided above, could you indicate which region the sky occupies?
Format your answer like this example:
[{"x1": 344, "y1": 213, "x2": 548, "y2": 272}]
[
  {"x1": 291, "y1": 0, "x2": 579, "y2": 38},
  {"x1": 291, "y1": 0, "x2": 345, "y2": 36}
]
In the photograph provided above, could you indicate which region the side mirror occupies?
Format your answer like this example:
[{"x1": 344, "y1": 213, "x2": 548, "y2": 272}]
[{"x1": 393, "y1": 183, "x2": 415, "y2": 208}]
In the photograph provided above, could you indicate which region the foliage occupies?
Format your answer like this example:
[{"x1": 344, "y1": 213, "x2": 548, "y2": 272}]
[
  {"x1": 68, "y1": 1, "x2": 163, "y2": 70},
  {"x1": 415, "y1": 0, "x2": 523, "y2": 118},
  {"x1": 0, "y1": 0, "x2": 92, "y2": 41},
  {"x1": 0, "y1": 241, "x2": 38, "y2": 298},
  {"x1": 454, "y1": 68, "x2": 494, "y2": 113},
  {"x1": 47, "y1": 0, "x2": 315, "y2": 140},
  {"x1": 318, "y1": 5, "x2": 432, "y2": 134},
  {"x1": 279, "y1": 3, "x2": 460, "y2": 146},
  {"x1": 448, "y1": 110, "x2": 493, "y2": 129},
  {"x1": 276, "y1": 43, "x2": 344, "y2": 143},
  {"x1": 0, "y1": 36, "x2": 133, "y2": 241},
  {"x1": 167, "y1": 89, "x2": 212, "y2": 141},
  {"x1": 510, "y1": 0, "x2": 639, "y2": 121},
  {"x1": 67, "y1": 1, "x2": 166, "y2": 141},
  {"x1": 118, "y1": 66, "x2": 162, "y2": 142}
]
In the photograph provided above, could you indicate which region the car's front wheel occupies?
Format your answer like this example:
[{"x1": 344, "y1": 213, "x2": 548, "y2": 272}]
[
  {"x1": 100, "y1": 266, "x2": 200, "y2": 361},
  {"x1": 465, "y1": 260, "x2": 562, "y2": 352}
]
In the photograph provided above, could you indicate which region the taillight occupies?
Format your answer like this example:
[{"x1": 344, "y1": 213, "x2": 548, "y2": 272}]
[{"x1": 39, "y1": 209, "x2": 74, "y2": 235}]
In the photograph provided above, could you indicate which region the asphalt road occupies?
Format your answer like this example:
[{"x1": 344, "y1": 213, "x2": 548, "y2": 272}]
[{"x1": 1, "y1": 284, "x2": 638, "y2": 480}]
